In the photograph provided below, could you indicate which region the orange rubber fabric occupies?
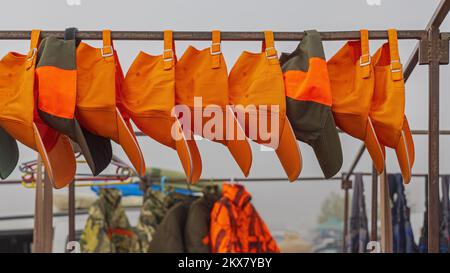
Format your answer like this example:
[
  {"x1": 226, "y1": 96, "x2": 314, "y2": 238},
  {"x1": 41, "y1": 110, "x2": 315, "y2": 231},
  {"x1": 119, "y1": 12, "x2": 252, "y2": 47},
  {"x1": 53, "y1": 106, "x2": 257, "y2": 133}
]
[
  {"x1": 0, "y1": 29, "x2": 76, "y2": 188},
  {"x1": 37, "y1": 66, "x2": 77, "y2": 119},
  {"x1": 328, "y1": 29, "x2": 385, "y2": 174},
  {"x1": 284, "y1": 56, "x2": 332, "y2": 106},
  {"x1": 229, "y1": 31, "x2": 302, "y2": 182},
  {"x1": 76, "y1": 30, "x2": 146, "y2": 176},
  {"x1": 370, "y1": 29, "x2": 415, "y2": 183},
  {"x1": 176, "y1": 30, "x2": 252, "y2": 177},
  {"x1": 122, "y1": 30, "x2": 202, "y2": 183}
]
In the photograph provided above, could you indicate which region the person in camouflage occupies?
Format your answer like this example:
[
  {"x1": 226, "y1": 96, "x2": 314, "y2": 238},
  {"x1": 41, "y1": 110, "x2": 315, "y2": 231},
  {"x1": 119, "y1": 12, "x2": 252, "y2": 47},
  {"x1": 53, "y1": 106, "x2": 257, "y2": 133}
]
[{"x1": 80, "y1": 188, "x2": 140, "y2": 253}]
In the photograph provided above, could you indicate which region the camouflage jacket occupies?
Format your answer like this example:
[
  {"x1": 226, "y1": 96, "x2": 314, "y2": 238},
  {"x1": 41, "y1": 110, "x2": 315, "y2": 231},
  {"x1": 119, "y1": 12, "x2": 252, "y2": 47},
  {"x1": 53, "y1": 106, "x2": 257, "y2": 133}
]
[
  {"x1": 134, "y1": 188, "x2": 188, "y2": 252},
  {"x1": 80, "y1": 188, "x2": 140, "y2": 253}
]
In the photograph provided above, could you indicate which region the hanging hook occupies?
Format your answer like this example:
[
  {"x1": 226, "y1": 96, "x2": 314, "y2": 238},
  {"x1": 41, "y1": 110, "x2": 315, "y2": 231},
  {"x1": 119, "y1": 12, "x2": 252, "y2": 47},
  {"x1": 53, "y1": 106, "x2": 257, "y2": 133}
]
[{"x1": 160, "y1": 176, "x2": 167, "y2": 194}]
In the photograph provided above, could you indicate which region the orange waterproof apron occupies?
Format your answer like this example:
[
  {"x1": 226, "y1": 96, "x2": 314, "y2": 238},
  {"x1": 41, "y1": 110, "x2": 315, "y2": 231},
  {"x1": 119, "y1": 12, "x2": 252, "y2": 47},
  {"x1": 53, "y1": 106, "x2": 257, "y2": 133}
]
[
  {"x1": 370, "y1": 29, "x2": 414, "y2": 183},
  {"x1": 328, "y1": 29, "x2": 385, "y2": 174},
  {"x1": 229, "y1": 31, "x2": 302, "y2": 182},
  {"x1": 122, "y1": 30, "x2": 202, "y2": 183},
  {"x1": 76, "y1": 30, "x2": 146, "y2": 176},
  {"x1": 176, "y1": 30, "x2": 252, "y2": 177},
  {"x1": 0, "y1": 30, "x2": 76, "y2": 188}
]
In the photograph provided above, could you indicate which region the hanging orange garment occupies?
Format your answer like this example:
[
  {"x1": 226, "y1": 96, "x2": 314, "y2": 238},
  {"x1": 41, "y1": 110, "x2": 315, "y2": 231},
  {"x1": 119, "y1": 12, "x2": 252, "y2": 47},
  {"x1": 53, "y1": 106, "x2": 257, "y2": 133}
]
[
  {"x1": 209, "y1": 183, "x2": 280, "y2": 253},
  {"x1": 175, "y1": 30, "x2": 252, "y2": 177},
  {"x1": 229, "y1": 31, "x2": 302, "y2": 182},
  {"x1": 370, "y1": 29, "x2": 415, "y2": 183},
  {"x1": 122, "y1": 30, "x2": 202, "y2": 183},
  {"x1": 280, "y1": 30, "x2": 343, "y2": 179},
  {"x1": 0, "y1": 29, "x2": 76, "y2": 188},
  {"x1": 76, "y1": 29, "x2": 146, "y2": 177},
  {"x1": 328, "y1": 29, "x2": 385, "y2": 174}
]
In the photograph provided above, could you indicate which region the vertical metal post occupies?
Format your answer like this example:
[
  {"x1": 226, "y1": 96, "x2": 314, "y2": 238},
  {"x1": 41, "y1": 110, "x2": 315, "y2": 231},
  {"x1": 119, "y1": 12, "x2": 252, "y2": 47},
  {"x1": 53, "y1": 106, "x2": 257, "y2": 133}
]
[
  {"x1": 32, "y1": 155, "x2": 44, "y2": 253},
  {"x1": 68, "y1": 182, "x2": 76, "y2": 244},
  {"x1": 379, "y1": 169, "x2": 392, "y2": 253},
  {"x1": 342, "y1": 187, "x2": 349, "y2": 253},
  {"x1": 371, "y1": 165, "x2": 378, "y2": 242},
  {"x1": 428, "y1": 27, "x2": 441, "y2": 253},
  {"x1": 341, "y1": 178, "x2": 351, "y2": 252},
  {"x1": 43, "y1": 173, "x2": 53, "y2": 253}
]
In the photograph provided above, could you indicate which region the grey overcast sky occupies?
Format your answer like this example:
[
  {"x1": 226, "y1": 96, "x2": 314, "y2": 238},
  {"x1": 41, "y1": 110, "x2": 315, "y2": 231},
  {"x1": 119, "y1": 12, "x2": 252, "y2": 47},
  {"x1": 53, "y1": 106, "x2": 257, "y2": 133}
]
[{"x1": 0, "y1": 0, "x2": 448, "y2": 239}]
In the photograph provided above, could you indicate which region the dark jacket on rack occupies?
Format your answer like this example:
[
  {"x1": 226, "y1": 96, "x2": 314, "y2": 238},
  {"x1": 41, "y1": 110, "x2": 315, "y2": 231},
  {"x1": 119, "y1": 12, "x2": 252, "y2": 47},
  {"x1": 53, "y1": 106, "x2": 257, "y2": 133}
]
[
  {"x1": 418, "y1": 176, "x2": 450, "y2": 253},
  {"x1": 347, "y1": 174, "x2": 369, "y2": 253},
  {"x1": 184, "y1": 193, "x2": 218, "y2": 253},
  {"x1": 148, "y1": 199, "x2": 194, "y2": 253},
  {"x1": 389, "y1": 174, "x2": 417, "y2": 253},
  {"x1": 148, "y1": 193, "x2": 216, "y2": 253},
  {"x1": 440, "y1": 176, "x2": 450, "y2": 252}
]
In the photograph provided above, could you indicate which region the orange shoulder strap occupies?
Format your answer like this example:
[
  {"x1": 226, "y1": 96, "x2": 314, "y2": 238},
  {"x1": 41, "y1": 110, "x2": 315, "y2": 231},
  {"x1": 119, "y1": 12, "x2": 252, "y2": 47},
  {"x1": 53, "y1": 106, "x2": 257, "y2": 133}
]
[
  {"x1": 211, "y1": 30, "x2": 221, "y2": 69},
  {"x1": 163, "y1": 30, "x2": 175, "y2": 70},
  {"x1": 101, "y1": 29, "x2": 114, "y2": 58},
  {"x1": 359, "y1": 29, "x2": 371, "y2": 79},
  {"x1": 27, "y1": 29, "x2": 40, "y2": 69},
  {"x1": 262, "y1": 30, "x2": 278, "y2": 65},
  {"x1": 388, "y1": 29, "x2": 403, "y2": 81}
]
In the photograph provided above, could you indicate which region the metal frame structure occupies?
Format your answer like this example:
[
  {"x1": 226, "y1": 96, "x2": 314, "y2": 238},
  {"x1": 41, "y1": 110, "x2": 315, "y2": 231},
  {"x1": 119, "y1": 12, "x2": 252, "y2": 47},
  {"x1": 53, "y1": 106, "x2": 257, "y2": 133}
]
[
  {"x1": 341, "y1": 0, "x2": 450, "y2": 253},
  {"x1": 0, "y1": 0, "x2": 449, "y2": 253}
]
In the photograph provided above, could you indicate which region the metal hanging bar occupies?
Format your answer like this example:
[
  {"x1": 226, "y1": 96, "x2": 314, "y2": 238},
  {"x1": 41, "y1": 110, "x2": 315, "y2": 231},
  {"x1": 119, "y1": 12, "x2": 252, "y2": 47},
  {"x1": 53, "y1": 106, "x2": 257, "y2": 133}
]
[
  {"x1": 135, "y1": 129, "x2": 450, "y2": 137},
  {"x1": 0, "y1": 30, "x2": 426, "y2": 41}
]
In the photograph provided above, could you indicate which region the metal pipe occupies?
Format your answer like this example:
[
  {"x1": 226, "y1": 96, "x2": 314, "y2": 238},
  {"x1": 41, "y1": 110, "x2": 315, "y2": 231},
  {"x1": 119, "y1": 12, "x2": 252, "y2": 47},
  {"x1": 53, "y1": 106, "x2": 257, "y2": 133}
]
[
  {"x1": 134, "y1": 129, "x2": 450, "y2": 137},
  {"x1": 0, "y1": 30, "x2": 426, "y2": 41},
  {"x1": 345, "y1": 0, "x2": 450, "y2": 189},
  {"x1": 428, "y1": 26, "x2": 441, "y2": 253},
  {"x1": 379, "y1": 169, "x2": 392, "y2": 253},
  {"x1": 428, "y1": 0, "x2": 450, "y2": 29},
  {"x1": 344, "y1": 144, "x2": 366, "y2": 182},
  {"x1": 1, "y1": 172, "x2": 446, "y2": 185},
  {"x1": 342, "y1": 182, "x2": 350, "y2": 253},
  {"x1": 402, "y1": 0, "x2": 450, "y2": 81},
  {"x1": 340, "y1": 172, "x2": 447, "y2": 178},
  {"x1": 68, "y1": 182, "x2": 75, "y2": 244},
  {"x1": 32, "y1": 156, "x2": 43, "y2": 253},
  {"x1": 0, "y1": 207, "x2": 142, "y2": 222},
  {"x1": 371, "y1": 165, "x2": 378, "y2": 242},
  {"x1": 42, "y1": 173, "x2": 53, "y2": 253},
  {"x1": 404, "y1": 45, "x2": 419, "y2": 81}
]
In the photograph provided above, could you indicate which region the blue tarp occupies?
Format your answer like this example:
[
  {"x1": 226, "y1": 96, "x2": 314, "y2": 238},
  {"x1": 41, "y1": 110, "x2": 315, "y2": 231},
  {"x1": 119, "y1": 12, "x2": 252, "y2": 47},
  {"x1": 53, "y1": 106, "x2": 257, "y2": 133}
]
[{"x1": 91, "y1": 182, "x2": 197, "y2": 197}]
